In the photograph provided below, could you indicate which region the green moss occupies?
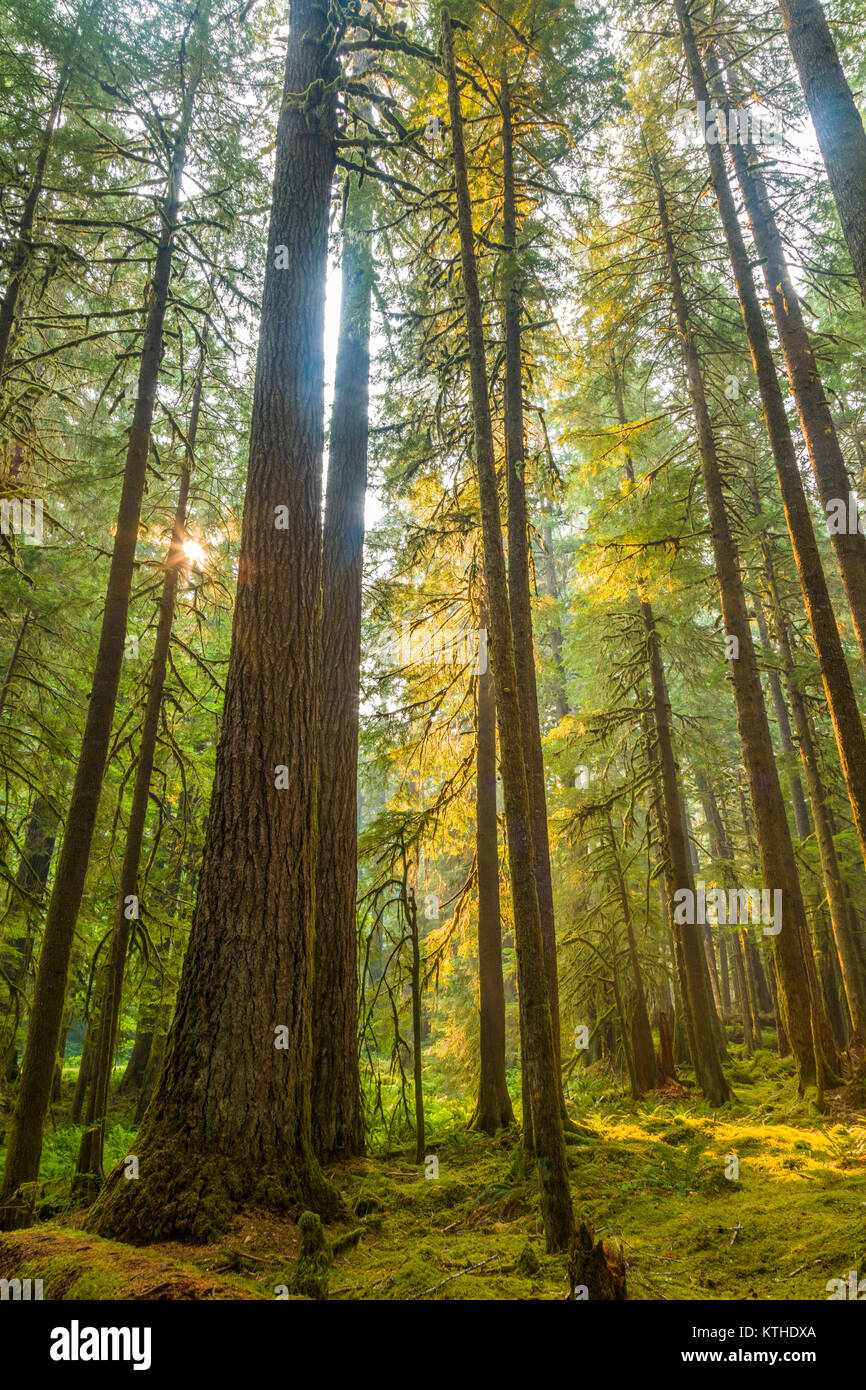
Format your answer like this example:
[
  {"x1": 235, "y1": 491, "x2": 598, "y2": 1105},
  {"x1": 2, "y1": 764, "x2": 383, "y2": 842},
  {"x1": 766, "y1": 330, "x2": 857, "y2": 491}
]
[{"x1": 64, "y1": 1269, "x2": 124, "y2": 1299}]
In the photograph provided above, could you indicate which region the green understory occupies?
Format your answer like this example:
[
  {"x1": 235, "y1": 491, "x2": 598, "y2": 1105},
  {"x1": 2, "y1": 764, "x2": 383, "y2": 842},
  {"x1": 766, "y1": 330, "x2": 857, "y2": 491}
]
[{"x1": 2, "y1": 1046, "x2": 864, "y2": 1300}]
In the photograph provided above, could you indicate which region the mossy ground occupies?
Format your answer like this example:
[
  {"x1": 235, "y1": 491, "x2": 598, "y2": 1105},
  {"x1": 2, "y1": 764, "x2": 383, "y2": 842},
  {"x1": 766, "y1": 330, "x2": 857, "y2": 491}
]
[{"x1": 1, "y1": 1045, "x2": 864, "y2": 1300}]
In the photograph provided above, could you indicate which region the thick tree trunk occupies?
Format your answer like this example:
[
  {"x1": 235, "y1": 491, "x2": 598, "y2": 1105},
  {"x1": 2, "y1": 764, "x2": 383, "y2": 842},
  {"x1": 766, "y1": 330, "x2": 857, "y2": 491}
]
[
  {"x1": 474, "y1": 628, "x2": 515, "y2": 1133},
  {"x1": 778, "y1": 0, "x2": 866, "y2": 302},
  {"x1": 90, "y1": 0, "x2": 339, "y2": 1243},
  {"x1": 442, "y1": 10, "x2": 572, "y2": 1252},
  {"x1": 310, "y1": 179, "x2": 371, "y2": 1164},
  {"x1": 0, "y1": 24, "x2": 206, "y2": 1229},
  {"x1": 653, "y1": 157, "x2": 835, "y2": 1090}
]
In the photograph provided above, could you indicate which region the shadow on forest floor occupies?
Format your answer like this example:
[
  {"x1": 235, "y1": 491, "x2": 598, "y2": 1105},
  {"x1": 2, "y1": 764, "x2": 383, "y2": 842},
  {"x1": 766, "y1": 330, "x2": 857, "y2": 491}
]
[{"x1": 1, "y1": 1045, "x2": 864, "y2": 1300}]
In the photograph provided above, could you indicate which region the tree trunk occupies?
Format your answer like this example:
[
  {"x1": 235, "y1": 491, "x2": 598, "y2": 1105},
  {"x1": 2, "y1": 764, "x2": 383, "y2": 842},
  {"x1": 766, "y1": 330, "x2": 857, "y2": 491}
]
[
  {"x1": 0, "y1": 20, "x2": 207, "y2": 1228},
  {"x1": 606, "y1": 809, "x2": 657, "y2": 1093},
  {"x1": 763, "y1": 547, "x2": 866, "y2": 1040},
  {"x1": 642, "y1": 598, "x2": 728, "y2": 1102},
  {"x1": 653, "y1": 155, "x2": 835, "y2": 1090},
  {"x1": 310, "y1": 177, "x2": 371, "y2": 1165},
  {"x1": 442, "y1": 9, "x2": 572, "y2": 1253},
  {"x1": 778, "y1": 0, "x2": 866, "y2": 302},
  {"x1": 708, "y1": 51, "x2": 866, "y2": 666},
  {"x1": 675, "y1": 10, "x2": 866, "y2": 865},
  {"x1": 0, "y1": 796, "x2": 57, "y2": 1080},
  {"x1": 76, "y1": 347, "x2": 204, "y2": 1190},
  {"x1": 90, "y1": 0, "x2": 339, "y2": 1243},
  {"x1": 474, "y1": 625, "x2": 515, "y2": 1133},
  {"x1": 500, "y1": 65, "x2": 564, "y2": 1102}
]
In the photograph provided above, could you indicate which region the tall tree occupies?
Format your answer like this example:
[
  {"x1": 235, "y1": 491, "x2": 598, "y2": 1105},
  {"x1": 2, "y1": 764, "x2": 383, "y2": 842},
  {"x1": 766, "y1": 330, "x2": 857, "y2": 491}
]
[
  {"x1": 442, "y1": 7, "x2": 573, "y2": 1253},
  {"x1": 778, "y1": 0, "x2": 866, "y2": 302},
  {"x1": 652, "y1": 151, "x2": 837, "y2": 1090},
  {"x1": 500, "y1": 63, "x2": 565, "y2": 1106},
  {"x1": 672, "y1": 0, "x2": 866, "y2": 873},
  {"x1": 310, "y1": 175, "x2": 372, "y2": 1164},
  {"x1": 91, "y1": 0, "x2": 342, "y2": 1242},
  {"x1": 0, "y1": 0, "x2": 211, "y2": 1229},
  {"x1": 473, "y1": 606, "x2": 515, "y2": 1133},
  {"x1": 75, "y1": 342, "x2": 206, "y2": 1190}
]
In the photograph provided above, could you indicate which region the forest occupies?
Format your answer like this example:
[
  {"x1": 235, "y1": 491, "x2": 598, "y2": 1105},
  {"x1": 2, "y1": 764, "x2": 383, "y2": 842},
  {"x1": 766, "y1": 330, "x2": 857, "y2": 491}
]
[{"x1": 0, "y1": 0, "x2": 865, "y2": 1325}]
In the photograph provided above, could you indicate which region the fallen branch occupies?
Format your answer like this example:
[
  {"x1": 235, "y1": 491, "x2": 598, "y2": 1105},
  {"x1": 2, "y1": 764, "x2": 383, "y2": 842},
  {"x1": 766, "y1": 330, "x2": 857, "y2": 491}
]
[{"x1": 409, "y1": 1253, "x2": 500, "y2": 1299}]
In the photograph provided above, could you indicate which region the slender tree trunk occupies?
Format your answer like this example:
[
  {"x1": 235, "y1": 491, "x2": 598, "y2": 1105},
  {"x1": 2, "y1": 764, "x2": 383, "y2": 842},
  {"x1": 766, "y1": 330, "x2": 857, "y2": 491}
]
[
  {"x1": 707, "y1": 51, "x2": 866, "y2": 665},
  {"x1": 310, "y1": 178, "x2": 371, "y2": 1164},
  {"x1": 536, "y1": 522, "x2": 570, "y2": 725},
  {"x1": 763, "y1": 548, "x2": 866, "y2": 1039},
  {"x1": 642, "y1": 598, "x2": 728, "y2": 1102},
  {"x1": 606, "y1": 809, "x2": 657, "y2": 1093},
  {"x1": 778, "y1": 0, "x2": 866, "y2": 302},
  {"x1": 733, "y1": 934, "x2": 758, "y2": 1053},
  {"x1": 0, "y1": 55, "x2": 72, "y2": 384},
  {"x1": 617, "y1": 361, "x2": 725, "y2": 1101},
  {"x1": 474, "y1": 622, "x2": 515, "y2": 1133},
  {"x1": 76, "y1": 346, "x2": 204, "y2": 1188},
  {"x1": 406, "y1": 872, "x2": 425, "y2": 1167},
  {"x1": 653, "y1": 155, "x2": 835, "y2": 1089},
  {"x1": 675, "y1": 9, "x2": 866, "y2": 865},
  {"x1": 0, "y1": 615, "x2": 30, "y2": 719},
  {"x1": 442, "y1": 10, "x2": 572, "y2": 1252},
  {"x1": 91, "y1": 0, "x2": 339, "y2": 1242},
  {"x1": 0, "y1": 24, "x2": 208, "y2": 1228},
  {"x1": 500, "y1": 66, "x2": 564, "y2": 1104},
  {"x1": 0, "y1": 796, "x2": 57, "y2": 1080}
]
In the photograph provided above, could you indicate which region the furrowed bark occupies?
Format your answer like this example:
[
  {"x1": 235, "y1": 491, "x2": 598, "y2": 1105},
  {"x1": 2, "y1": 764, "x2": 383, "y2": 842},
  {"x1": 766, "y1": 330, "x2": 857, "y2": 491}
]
[{"x1": 90, "y1": 0, "x2": 339, "y2": 1243}]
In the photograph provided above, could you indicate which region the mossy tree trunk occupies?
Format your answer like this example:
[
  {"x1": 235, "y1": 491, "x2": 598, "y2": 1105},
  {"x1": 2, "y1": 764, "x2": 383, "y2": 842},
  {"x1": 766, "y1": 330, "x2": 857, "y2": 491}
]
[
  {"x1": 474, "y1": 612, "x2": 515, "y2": 1133},
  {"x1": 500, "y1": 64, "x2": 564, "y2": 1107},
  {"x1": 442, "y1": 9, "x2": 572, "y2": 1253}
]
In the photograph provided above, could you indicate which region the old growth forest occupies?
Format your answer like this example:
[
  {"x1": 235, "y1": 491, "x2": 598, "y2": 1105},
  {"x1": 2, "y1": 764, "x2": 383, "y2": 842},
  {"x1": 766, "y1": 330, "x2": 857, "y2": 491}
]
[{"x1": 1, "y1": 0, "x2": 866, "y2": 1324}]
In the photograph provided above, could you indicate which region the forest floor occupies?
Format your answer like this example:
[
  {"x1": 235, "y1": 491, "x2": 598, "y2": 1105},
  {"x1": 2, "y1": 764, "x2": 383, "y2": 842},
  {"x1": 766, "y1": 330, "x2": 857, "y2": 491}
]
[{"x1": 1, "y1": 1044, "x2": 865, "y2": 1301}]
